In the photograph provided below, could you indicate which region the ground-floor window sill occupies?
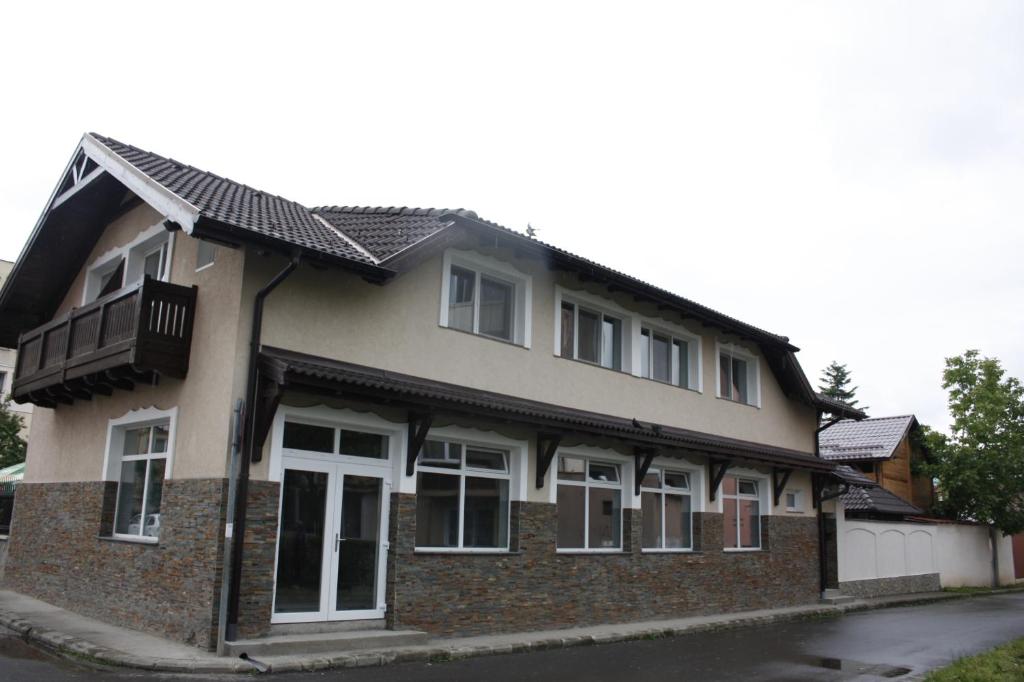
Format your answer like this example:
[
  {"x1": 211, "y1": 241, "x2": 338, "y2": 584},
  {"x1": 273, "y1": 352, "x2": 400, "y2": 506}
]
[
  {"x1": 723, "y1": 548, "x2": 764, "y2": 553},
  {"x1": 98, "y1": 535, "x2": 160, "y2": 547},
  {"x1": 556, "y1": 549, "x2": 627, "y2": 555},
  {"x1": 413, "y1": 549, "x2": 521, "y2": 556}
]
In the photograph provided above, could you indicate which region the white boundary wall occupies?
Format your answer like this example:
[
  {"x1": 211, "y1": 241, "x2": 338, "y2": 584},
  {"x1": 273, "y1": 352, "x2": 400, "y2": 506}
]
[{"x1": 837, "y1": 507, "x2": 1016, "y2": 588}]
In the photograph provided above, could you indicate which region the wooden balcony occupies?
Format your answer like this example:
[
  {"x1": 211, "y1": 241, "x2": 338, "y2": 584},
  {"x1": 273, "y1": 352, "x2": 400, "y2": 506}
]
[{"x1": 12, "y1": 278, "x2": 198, "y2": 407}]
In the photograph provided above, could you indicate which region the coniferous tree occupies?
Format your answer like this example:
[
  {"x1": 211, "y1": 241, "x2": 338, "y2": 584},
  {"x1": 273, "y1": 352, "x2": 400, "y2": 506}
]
[{"x1": 818, "y1": 361, "x2": 868, "y2": 413}]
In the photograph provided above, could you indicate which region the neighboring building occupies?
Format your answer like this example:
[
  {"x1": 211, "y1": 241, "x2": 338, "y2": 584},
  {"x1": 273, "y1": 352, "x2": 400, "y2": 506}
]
[
  {"x1": 0, "y1": 133, "x2": 863, "y2": 652},
  {"x1": 0, "y1": 260, "x2": 32, "y2": 438},
  {"x1": 819, "y1": 415, "x2": 934, "y2": 514}
]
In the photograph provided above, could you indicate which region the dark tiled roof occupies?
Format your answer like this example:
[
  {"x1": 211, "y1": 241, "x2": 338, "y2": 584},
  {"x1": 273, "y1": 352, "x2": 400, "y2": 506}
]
[
  {"x1": 90, "y1": 134, "x2": 377, "y2": 265},
  {"x1": 312, "y1": 206, "x2": 474, "y2": 262},
  {"x1": 815, "y1": 393, "x2": 868, "y2": 420},
  {"x1": 260, "y1": 346, "x2": 836, "y2": 472},
  {"x1": 835, "y1": 465, "x2": 921, "y2": 516},
  {"x1": 820, "y1": 415, "x2": 917, "y2": 461}
]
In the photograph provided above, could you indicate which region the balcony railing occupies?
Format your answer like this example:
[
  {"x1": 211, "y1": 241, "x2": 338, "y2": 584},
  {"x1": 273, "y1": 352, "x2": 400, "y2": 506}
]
[{"x1": 12, "y1": 278, "x2": 198, "y2": 407}]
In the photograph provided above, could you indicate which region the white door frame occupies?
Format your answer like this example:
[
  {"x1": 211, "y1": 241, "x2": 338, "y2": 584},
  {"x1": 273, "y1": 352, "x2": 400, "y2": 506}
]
[{"x1": 268, "y1": 407, "x2": 398, "y2": 625}]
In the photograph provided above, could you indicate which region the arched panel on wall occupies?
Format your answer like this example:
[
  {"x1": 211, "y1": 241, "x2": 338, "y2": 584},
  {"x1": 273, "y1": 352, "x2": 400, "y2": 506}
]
[
  {"x1": 845, "y1": 528, "x2": 878, "y2": 581},
  {"x1": 907, "y1": 530, "x2": 935, "y2": 575},
  {"x1": 878, "y1": 529, "x2": 907, "y2": 578}
]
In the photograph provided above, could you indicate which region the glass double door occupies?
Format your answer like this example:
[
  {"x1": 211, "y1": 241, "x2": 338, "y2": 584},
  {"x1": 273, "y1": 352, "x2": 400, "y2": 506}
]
[{"x1": 272, "y1": 459, "x2": 389, "y2": 622}]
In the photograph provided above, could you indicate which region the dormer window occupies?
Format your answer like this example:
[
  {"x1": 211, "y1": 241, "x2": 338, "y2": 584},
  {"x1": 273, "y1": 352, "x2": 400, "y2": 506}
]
[
  {"x1": 560, "y1": 301, "x2": 623, "y2": 370},
  {"x1": 717, "y1": 343, "x2": 761, "y2": 407},
  {"x1": 439, "y1": 250, "x2": 532, "y2": 347}
]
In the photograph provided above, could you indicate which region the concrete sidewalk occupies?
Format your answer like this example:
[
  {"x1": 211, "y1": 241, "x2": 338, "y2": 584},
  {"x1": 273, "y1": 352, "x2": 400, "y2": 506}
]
[{"x1": 0, "y1": 588, "x2": 999, "y2": 675}]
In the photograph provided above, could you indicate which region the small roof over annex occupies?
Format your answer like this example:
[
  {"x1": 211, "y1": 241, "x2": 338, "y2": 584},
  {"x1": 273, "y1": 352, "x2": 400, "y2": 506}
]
[{"x1": 819, "y1": 415, "x2": 920, "y2": 462}]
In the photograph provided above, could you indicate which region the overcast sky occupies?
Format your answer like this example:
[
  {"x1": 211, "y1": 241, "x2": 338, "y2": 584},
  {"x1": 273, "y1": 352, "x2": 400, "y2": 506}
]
[{"x1": 1, "y1": 2, "x2": 1021, "y2": 432}]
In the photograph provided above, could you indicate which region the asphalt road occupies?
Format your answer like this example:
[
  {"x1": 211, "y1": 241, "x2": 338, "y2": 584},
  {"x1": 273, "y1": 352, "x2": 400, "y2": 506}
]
[{"x1": 2, "y1": 593, "x2": 1023, "y2": 681}]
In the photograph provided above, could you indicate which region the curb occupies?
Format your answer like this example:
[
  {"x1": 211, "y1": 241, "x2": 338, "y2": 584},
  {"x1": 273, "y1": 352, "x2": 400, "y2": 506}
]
[{"x1": 2, "y1": 588, "x2": 1020, "y2": 675}]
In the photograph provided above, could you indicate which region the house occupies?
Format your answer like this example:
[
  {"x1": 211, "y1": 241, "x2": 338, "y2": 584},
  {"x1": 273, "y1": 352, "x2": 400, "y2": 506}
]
[
  {"x1": 0, "y1": 133, "x2": 864, "y2": 652},
  {"x1": 819, "y1": 415, "x2": 934, "y2": 514},
  {"x1": 0, "y1": 260, "x2": 32, "y2": 438}
]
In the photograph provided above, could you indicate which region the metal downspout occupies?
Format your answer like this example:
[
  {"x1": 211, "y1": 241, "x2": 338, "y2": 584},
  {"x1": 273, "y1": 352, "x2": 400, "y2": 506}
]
[
  {"x1": 224, "y1": 256, "x2": 300, "y2": 642},
  {"x1": 815, "y1": 414, "x2": 843, "y2": 594}
]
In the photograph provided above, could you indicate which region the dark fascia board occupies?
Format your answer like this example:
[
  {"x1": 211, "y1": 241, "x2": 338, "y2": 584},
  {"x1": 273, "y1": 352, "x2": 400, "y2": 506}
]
[
  {"x1": 260, "y1": 346, "x2": 835, "y2": 473},
  {"x1": 192, "y1": 217, "x2": 396, "y2": 283}
]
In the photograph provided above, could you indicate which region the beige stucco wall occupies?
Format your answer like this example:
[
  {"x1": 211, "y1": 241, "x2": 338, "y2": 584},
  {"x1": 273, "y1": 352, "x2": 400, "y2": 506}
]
[
  {"x1": 23, "y1": 203, "x2": 248, "y2": 483},
  {"x1": 256, "y1": 247, "x2": 819, "y2": 455}
]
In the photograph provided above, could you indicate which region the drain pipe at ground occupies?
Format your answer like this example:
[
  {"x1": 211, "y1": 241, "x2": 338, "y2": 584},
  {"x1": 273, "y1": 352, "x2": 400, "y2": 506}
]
[
  {"x1": 216, "y1": 400, "x2": 244, "y2": 656},
  {"x1": 223, "y1": 256, "x2": 301, "y2": 644}
]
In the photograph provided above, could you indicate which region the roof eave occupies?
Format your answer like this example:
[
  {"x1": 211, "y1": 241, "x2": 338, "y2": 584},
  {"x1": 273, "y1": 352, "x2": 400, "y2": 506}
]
[
  {"x1": 82, "y1": 133, "x2": 201, "y2": 233},
  {"x1": 193, "y1": 217, "x2": 396, "y2": 283}
]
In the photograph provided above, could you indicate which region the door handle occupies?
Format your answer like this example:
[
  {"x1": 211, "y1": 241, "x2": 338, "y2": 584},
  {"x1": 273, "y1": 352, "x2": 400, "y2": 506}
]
[{"x1": 335, "y1": 533, "x2": 344, "y2": 551}]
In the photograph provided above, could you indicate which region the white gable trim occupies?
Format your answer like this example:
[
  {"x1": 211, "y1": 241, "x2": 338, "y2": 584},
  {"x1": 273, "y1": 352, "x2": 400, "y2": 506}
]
[{"x1": 80, "y1": 133, "x2": 201, "y2": 233}]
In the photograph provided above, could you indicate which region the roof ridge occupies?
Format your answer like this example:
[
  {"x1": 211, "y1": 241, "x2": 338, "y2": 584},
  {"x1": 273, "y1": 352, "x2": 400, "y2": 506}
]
[{"x1": 311, "y1": 206, "x2": 478, "y2": 218}]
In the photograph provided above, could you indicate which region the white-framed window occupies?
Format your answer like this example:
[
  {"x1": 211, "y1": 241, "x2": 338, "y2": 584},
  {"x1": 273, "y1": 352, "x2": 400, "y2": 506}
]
[
  {"x1": 0, "y1": 370, "x2": 7, "y2": 397},
  {"x1": 784, "y1": 490, "x2": 801, "y2": 512},
  {"x1": 196, "y1": 240, "x2": 217, "y2": 270},
  {"x1": 560, "y1": 300, "x2": 623, "y2": 370},
  {"x1": 641, "y1": 468, "x2": 693, "y2": 550},
  {"x1": 556, "y1": 455, "x2": 623, "y2": 551},
  {"x1": 415, "y1": 439, "x2": 511, "y2": 550},
  {"x1": 439, "y1": 250, "x2": 532, "y2": 347},
  {"x1": 102, "y1": 407, "x2": 178, "y2": 543},
  {"x1": 640, "y1": 326, "x2": 700, "y2": 390},
  {"x1": 83, "y1": 224, "x2": 175, "y2": 303},
  {"x1": 722, "y1": 475, "x2": 761, "y2": 550},
  {"x1": 717, "y1": 343, "x2": 761, "y2": 407},
  {"x1": 282, "y1": 419, "x2": 389, "y2": 459}
]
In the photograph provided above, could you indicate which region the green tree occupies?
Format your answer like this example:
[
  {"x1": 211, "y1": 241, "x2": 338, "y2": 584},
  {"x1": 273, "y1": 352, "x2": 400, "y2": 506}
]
[
  {"x1": 818, "y1": 361, "x2": 868, "y2": 413},
  {"x1": 0, "y1": 398, "x2": 26, "y2": 469},
  {"x1": 926, "y1": 350, "x2": 1024, "y2": 585}
]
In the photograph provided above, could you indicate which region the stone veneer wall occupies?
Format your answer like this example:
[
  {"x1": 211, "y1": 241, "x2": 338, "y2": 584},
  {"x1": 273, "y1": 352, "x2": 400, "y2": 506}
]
[
  {"x1": 3, "y1": 480, "x2": 228, "y2": 649},
  {"x1": 234, "y1": 480, "x2": 283, "y2": 639},
  {"x1": 388, "y1": 495, "x2": 820, "y2": 637},
  {"x1": 839, "y1": 573, "x2": 941, "y2": 598}
]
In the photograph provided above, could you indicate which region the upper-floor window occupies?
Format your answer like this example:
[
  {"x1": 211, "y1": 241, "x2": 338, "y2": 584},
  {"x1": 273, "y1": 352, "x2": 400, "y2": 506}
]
[
  {"x1": 556, "y1": 455, "x2": 622, "y2": 551},
  {"x1": 640, "y1": 327, "x2": 699, "y2": 389},
  {"x1": 722, "y1": 475, "x2": 761, "y2": 550},
  {"x1": 717, "y1": 344, "x2": 760, "y2": 407},
  {"x1": 83, "y1": 226, "x2": 173, "y2": 304},
  {"x1": 415, "y1": 439, "x2": 511, "y2": 550},
  {"x1": 440, "y1": 251, "x2": 531, "y2": 347},
  {"x1": 560, "y1": 301, "x2": 623, "y2": 370}
]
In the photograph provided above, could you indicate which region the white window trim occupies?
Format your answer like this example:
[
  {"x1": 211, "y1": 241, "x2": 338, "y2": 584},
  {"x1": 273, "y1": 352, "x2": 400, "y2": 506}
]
[
  {"x1": 553, "y1": 286, "x2": 633, "y2": 373},
  {"x1": 414, "y1": 437, "x2": 514, "y2": 552},
  {"x1": 268, "y1": 405, "x2": 403, "y2": 483},
  {"x1": 82, "y1": 223, "x2": 176, "y2": 304},
  {"x1": 638, "y1": 321, "x2": 703, "y2": 392},
  {"x1": 410, "y1": 426, "x2": 527, "y2": 552},
  {"x1": 715, "y1": 341, "x2": 762, "y2": 408},
  {"x1": 639, "y1": 465, "x2": 696, "y2": 553},
  {"x1": 101, "y1": 406, "x2": 178, "y2": 544},
  {"x1": 439, "y1": 249, "x2": 533, "y2": 348},
  {"x1": 551, "y1": 446, "x2": 630, "y2": 553},
  {"x1": 784, "y1": 489, "x2": 802, "y2": 513},
  {"x1": 718, "y1": 468, "x2": 770, "y2": 552}
]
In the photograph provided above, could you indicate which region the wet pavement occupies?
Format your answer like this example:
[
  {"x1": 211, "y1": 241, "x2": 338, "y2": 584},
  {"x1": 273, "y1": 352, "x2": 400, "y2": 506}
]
[{"x1": 2, "y1": 592, "x2": 1023, "y2": 681}]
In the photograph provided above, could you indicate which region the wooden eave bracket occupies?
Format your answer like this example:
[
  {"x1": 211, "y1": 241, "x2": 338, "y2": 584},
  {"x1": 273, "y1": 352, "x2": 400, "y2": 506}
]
[
  {"x1": 406, "y1": 412, "x2": 434, "y2": 477},
  {"x1": 634, "y1": 447, "x2": 657, "y2": 495},
  {"x1": 708, "y1": 458, "x2": 731, "y2": 502},
  {"x1": 250, "y1": 365, "x2": 287, "y2": 463},
  {"x1": 535, "y1": 433, "x2": 562, "y2": 489},
  {"x1": 772, "y1": 468, "x2": 793, "y2": 507}
]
